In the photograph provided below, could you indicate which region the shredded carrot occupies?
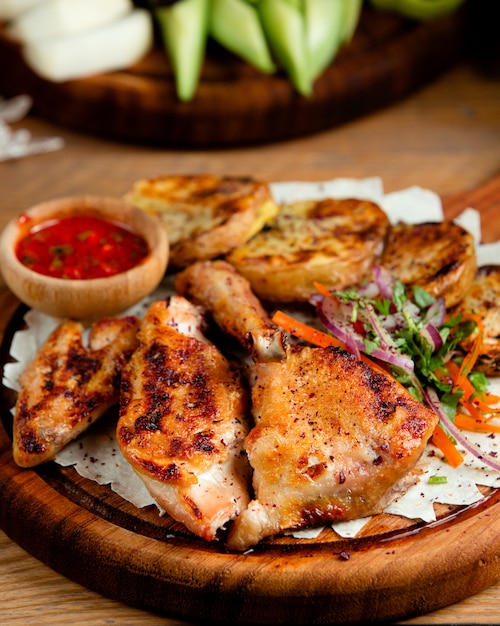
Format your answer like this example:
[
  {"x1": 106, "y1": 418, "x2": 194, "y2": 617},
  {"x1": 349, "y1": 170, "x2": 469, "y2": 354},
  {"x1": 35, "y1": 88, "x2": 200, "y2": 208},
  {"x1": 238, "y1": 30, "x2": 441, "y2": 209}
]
[
  {"x1": 431, "y1": 423, "x2": 464, "y2": 468},
  {"x1": 461, "y1": 399, "x2": 487, "y2": 421},
  {"x1": 447, "y1": 356, "x2": 500, "y2": 416},
  {"x1": 455, "y1": 413, "x2": 500, "y2": 434},
  {"x1": 446, "y1": 360, "x2": 474, "y2": 400},
  {"x1": 454, "y1": 313, "x2": 484, "y2": 389},
  {"x1": 272, "y1": 310, "x2": 344, "y2": 349},
  {"x1": 312, "y1": 281, "x2": 336, "y2": 300},
  {"x1": 272, "y1": 309, "x2": 387, "y2": 374},
  {"x1": 484, "y1": 393, "x2": 500, "y2": 405}
]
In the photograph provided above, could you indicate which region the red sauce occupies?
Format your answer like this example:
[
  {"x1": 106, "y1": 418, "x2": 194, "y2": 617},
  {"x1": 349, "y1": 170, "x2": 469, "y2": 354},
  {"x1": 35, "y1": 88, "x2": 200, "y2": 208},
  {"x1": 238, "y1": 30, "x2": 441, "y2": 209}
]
[{"x1": 16, "y1": 214, "x2": 149, "y2": 279}]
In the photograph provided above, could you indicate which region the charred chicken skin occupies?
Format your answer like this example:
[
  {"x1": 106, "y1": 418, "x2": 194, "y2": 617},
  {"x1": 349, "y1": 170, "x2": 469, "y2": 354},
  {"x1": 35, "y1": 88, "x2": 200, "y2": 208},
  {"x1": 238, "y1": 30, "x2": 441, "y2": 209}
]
[
  {"x1": 226, "y1": 344, "x2": 439, "y2": 551},
  {"x1": 13, "y1": 315, "x2": 140, "y2": 468},
  {"x1": 117, "y1": 296, "x2": 251, "y2": 541}
]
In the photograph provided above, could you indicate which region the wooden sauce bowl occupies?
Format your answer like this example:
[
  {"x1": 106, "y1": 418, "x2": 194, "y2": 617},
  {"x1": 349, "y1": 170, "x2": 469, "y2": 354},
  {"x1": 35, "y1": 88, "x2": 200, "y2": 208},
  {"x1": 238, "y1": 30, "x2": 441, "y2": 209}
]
[{"x1": 0, "y1": 196, "x2": 169, "y2": 321}]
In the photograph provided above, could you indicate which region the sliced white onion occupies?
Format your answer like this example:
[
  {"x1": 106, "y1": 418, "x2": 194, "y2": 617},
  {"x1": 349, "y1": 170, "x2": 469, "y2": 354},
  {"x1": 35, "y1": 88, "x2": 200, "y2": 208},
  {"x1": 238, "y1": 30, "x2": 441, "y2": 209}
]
[
  {"x1": 0, "y1": 0, "x2": 45, "y2": 21},
  {"x1": 22, "y1": 8, "x2": 153, "y2": 82},
  {"x1": 8, "y1": 0, "x2": 133, "y2": 44}
]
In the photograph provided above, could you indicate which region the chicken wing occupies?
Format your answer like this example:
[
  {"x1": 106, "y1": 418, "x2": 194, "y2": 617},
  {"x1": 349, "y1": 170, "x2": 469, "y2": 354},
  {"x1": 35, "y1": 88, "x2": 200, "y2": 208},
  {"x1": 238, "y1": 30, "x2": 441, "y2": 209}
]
[
  {"x1": 117, "y1": 296, "x2": 251, "y2": 541},
  {"x1": 13, "y1": 315, "x2": 140, "y2": 468},
  {"x1": 226, "y1": 344, "x2": 438, "y2": 551},
  {"x1": 175, "y1": 259, "x2": 287, "y2": 362}
]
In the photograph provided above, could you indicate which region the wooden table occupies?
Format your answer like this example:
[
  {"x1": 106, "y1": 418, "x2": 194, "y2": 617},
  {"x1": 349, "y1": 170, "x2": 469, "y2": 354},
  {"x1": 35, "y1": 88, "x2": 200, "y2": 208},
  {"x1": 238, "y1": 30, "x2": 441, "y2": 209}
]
[{"x1": 1, "y1": 58, "x2": 500, "y2": 625}]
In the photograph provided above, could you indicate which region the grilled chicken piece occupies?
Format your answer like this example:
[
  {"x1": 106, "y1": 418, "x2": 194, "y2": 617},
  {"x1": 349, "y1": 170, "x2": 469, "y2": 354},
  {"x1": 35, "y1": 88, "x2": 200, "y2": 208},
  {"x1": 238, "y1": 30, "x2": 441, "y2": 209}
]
[
  {"x1": 13, "y1": 315, "x2": 140, "y2": 468},
  {"x1": 124, "y1": 174, "x2": 279, "y2": 270},
  {"x1": 226, "y1": 345, "x2": 438, "y2": 552},
  {"x1": 453, "y1": 265, "x2": 500, "y2": 375},
  {"x1": 225, "y1": 198, "x2": 390, "y2": 303},
  {"x1": 175, "y1": 260, "x2": 287, "y2": 362},
  {"x1": 117, "y1": 296, "x2": 251, "y2": 541},
  {"x1": 381, "y1": 221, "x2": 476, "y2": 308}
]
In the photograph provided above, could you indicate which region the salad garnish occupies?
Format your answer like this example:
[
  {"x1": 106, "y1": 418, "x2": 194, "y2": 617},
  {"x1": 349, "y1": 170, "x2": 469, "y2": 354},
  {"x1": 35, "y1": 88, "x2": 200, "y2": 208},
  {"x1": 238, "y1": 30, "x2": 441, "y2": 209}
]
[{"x1": 272, "y1": 266, "x2": 500, "y2": 472}]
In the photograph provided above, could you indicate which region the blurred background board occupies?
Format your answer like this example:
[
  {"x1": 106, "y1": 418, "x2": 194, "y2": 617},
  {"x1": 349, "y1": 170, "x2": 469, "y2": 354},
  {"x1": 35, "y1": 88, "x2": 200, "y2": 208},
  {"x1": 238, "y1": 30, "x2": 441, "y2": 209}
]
[{"x1": 0, "y1": 5, "x2": 473, "y2": 148}]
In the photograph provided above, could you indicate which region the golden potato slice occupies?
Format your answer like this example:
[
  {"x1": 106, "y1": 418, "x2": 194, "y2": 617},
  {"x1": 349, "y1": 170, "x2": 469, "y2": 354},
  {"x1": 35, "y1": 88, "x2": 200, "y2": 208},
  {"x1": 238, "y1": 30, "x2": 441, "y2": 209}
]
[
  {"x1": 123, "y1": 174, "x2": 279, "y2": 270},
  {"x1": 453, "y1": 265, "x2": 500, "y2": 375},
  {"x1": 225, "y1": 197, "x2": 390, "y2": 303},
  {"x1": 381, "y1": 221, "x2": 476, "y2": 308}
]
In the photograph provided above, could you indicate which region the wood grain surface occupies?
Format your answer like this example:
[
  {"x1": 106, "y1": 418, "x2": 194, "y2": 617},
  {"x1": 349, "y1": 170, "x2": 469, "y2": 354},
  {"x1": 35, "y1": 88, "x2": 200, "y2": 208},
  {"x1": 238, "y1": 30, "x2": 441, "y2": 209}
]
[
  {"x1": 0, "y1": 49, "x2": 500, "y2": 625},
  {"x1": 0, "y1": 5, "x2": 472, "y2": 147}
]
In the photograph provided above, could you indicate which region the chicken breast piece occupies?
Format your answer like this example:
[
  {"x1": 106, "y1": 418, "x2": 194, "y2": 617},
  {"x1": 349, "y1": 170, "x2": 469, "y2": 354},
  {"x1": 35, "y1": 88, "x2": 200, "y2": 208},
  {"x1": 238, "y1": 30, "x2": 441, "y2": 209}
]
[
  {"x1": 380, "y1": 221, "x2": 476, "y2": 308},
  {"x1": 117, "y1": 296, "x2": 251, "y2": 541},
  {"x1": 453, "y1": 265, "x2": 500, "y2": 375},
  {"x1": 226, "y1": 345, "x2": 438, "y2": 551},
  {"x1": 13, "y1": 315, "x2": 140, "y2": 468},
  {"x1": 225, "y1": 197, "x2": 390, "y2": 303},
  {"x1": 123, "y1": 174, "x2": 279, "y2": 270},
  {"x1": 175, "y1": 260, "x2": 287, "y2": 362}
]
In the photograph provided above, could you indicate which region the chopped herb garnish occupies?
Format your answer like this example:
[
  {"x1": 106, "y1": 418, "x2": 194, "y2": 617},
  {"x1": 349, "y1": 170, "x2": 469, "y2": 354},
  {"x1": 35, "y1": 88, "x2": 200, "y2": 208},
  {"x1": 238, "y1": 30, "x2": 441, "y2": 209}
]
[
  {"x1": 272, "y1": 265, "x2": 500, "y2": 473},
  {"x1": 428, "y1": 475, "x2": 448, "y2": 485}
]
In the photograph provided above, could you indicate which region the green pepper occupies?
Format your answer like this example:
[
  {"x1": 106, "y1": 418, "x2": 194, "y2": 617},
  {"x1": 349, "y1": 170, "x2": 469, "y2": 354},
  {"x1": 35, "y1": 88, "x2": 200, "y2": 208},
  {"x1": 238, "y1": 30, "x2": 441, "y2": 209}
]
[
  {"x1": 304, "y1": 0, "x2": 345, "y2": 81},
  {"x1": 210, "y1": 0, "x2": 276, "y2": 74},
  {"x1": 154, "y1": 0, "x2": 210, "y2": 102},
  {"x1": 340, "y1": 0, "x2": 363, "y2": 43},
  {"x1": 258, "y1": 0, "x2": 312, "y2": 96},
  {"x1": 369, "y1": 0, "x2": 465, "y2": 21}
]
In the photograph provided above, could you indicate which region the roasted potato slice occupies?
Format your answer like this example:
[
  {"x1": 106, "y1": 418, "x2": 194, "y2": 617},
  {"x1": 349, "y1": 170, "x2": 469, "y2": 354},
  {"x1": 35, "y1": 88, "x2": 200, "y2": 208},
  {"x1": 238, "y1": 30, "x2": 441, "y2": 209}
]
[
  {"x1": 453, "y1": 265, "x2": 500, "y2": 375},
  {"x1": 381, "y1": 221, "x2": 476, "y2": 308},
  {"x1": 124, "y1": 174, "x2": 279, "y2": 270},
  {"x1": 225, "y1": 197, "x2": 390, "y2": 303}
]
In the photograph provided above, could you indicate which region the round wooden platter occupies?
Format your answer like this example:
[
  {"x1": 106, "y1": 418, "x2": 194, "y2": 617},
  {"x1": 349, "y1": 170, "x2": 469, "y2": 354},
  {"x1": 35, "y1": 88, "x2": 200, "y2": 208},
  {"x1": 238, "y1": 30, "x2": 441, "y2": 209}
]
[
  {"x1": 0, "y1": 5, "x2": 472, "y2": 148},
  {"x1": 1, "y1": 175, "x2": 500, "y2": 625}
]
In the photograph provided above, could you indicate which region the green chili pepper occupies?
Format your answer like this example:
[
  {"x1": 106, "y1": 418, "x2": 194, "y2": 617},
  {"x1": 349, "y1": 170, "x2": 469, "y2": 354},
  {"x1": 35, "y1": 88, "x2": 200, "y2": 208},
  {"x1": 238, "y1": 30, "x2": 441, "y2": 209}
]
[
  {"x1": 340, "y1": 0, "x2": 363, "y2": 43},
  {"x1": 369, "y1": 0, "x2": 465, "y2": 21},
  {"x1": 154, "y1": 0, "x2": 210, "y2": 102},
  {"x1": 258, "y1": 0, "x2": 312, "y2": 96},
  {"x1": 304, "y1": 0, "x2": 345, "y2": 81},
  {"x1": 210, "y1": 0, "x2": 276, "y2": 74}
]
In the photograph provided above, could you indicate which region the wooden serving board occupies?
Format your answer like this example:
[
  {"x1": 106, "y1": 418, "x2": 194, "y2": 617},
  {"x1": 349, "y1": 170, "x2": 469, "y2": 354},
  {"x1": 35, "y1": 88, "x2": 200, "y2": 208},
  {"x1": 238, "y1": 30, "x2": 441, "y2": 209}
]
[
  {"x1": 1, "y1": 175, "x2": 500, "y2": 625},
  {"x1": 0, "y1": 5, "x2": 472, "y2": 148}
]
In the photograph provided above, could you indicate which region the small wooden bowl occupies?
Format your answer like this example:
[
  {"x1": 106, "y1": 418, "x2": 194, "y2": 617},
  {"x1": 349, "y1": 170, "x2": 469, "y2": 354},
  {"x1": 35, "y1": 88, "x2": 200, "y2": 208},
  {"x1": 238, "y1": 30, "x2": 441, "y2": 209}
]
[{"x1": 0, "y1": 196, "x2": 169, "y2": 321}]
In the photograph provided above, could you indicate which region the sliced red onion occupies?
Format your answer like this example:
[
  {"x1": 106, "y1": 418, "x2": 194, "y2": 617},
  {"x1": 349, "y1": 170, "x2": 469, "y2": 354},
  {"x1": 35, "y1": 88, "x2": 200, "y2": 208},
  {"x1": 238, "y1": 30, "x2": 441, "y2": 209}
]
[
  {"x1": 425, "y1": 387, "x2": 500, "y2": 473},
  {"x1": 364, "y1": 302, "x2": 398, "y2": 350},
  {"x1": 402, "y1": 299, "x2": 421, "y2": 322},
  {"x1": 316, "y1": 296, "x2": 414, "y2": 373},
  {"x1": 358, "y1": 281, "x2": 380, "y2": 299},
  {"x1": 372, "y1": 264, "x2": 394, "y2": 299},
  {"x1": 420, "y1": 323, "x2": 443, "y2": 353},
  {"x1": 316, "y1": 297, "x2": 362, "y2": 359},
  {"x1": 369, "y1": 345, "x2": 415, "y2": 373},
  {"x1": 424, "y1": 296, "x2": 446, "y2": 327},
  {"x1": 381, "y1": 312, "x2": 406, "y2": 333}
]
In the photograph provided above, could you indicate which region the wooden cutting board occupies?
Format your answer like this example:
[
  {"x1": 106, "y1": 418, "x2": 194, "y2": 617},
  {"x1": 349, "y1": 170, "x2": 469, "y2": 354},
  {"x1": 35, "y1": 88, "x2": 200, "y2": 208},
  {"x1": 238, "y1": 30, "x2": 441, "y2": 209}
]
[
  {"x1": 0, "y1": 174, "x2": 500, "y2": 624},
  {"x1": 0, "y1": 5, "x2": 471, "y2": 147}
]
